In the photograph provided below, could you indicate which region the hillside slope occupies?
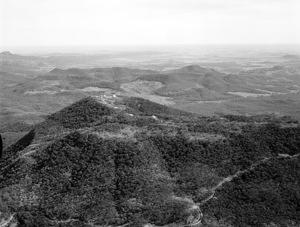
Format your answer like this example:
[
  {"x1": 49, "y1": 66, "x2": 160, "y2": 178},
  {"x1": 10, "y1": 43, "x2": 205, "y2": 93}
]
[{"x1": 0, "y1": 96, "x2": 300, "y2": 227}]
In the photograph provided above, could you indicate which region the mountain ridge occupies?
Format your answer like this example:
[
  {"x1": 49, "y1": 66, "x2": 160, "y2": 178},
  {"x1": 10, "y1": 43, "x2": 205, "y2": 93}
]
[{"x1": 1, "y1": 96, "x2": 299, "y2": 226}]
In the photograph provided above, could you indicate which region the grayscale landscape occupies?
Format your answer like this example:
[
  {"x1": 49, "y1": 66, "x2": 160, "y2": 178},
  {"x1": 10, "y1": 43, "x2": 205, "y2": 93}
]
[
  {"x1": 1, "y1": 0, "x2": 300, "y2": 226},
  {"x1": 2, "y1": 46, "x2": 300, "y2": 128}
]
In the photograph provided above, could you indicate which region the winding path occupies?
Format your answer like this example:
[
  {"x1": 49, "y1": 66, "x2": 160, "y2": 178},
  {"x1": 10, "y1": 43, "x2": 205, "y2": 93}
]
[
  {"x1": 199, "y1": 153, "x2": 300, "y2": 206},
  {"x1": 0, "y1": 214, "x2": 15, "y2": 227}
]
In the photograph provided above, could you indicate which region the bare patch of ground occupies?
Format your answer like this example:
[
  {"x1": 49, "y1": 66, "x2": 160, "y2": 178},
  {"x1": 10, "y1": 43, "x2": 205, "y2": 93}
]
[{"x1": 121, "y1": 80, "x2": 174, "y2": 105}]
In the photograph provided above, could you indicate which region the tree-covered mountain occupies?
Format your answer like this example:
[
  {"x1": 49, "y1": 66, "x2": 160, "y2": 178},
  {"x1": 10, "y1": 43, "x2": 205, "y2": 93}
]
[{"x1": 0, "y1": 96, "x2": 299, "y2": 227}]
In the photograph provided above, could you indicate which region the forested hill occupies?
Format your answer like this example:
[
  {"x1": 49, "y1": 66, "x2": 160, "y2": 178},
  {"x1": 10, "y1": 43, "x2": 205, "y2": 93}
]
[{"x1": 0, "y1": 95, "x2": 299, "y2": 227}]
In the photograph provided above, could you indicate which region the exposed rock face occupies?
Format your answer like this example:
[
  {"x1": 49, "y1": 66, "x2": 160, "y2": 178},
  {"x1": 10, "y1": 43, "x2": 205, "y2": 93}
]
[{"x1": 0, "y1": 96, "x2": 299, "y2": 226}]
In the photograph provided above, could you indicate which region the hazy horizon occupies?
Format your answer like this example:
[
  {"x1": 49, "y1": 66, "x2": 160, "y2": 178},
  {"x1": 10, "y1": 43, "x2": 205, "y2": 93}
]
[
  {"x1": 2, "y1": 44, "x2": 300, "y2": 56},
  {"x1": 1, "y1": 0, "x2": 300, "y2": 51}
]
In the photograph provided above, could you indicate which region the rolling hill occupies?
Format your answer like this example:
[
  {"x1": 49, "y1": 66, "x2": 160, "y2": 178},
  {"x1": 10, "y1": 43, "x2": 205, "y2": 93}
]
[{"x1": 1, "y1": 52, "x2": 300, "y2": 148}]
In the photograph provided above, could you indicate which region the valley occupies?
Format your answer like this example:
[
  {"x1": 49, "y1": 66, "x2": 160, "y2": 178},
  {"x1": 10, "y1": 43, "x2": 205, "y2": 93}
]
[{"x1": 1, "y1": 49, "x2": 300, "y2": 133}]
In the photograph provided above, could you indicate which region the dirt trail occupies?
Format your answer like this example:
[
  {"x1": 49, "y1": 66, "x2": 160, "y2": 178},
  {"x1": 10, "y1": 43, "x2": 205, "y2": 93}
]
[
  {"x1": 0, "y1": 214, "x2": 15, "y2": 227},
  {"x1": 199, "y1": 153, "x2": 300, "y2": 206}
]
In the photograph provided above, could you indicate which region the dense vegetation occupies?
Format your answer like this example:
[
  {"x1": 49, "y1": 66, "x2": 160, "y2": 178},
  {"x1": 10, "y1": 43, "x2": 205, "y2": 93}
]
[
  {"x1": 48, "y1": 97, "x2": 115, "y2": 128},
  {"x1": 221, "y1": 113, "x2": 298, "y2": 124},
  {"x1": 0, "y1": 97, "x2": 299, "y2": 226},
  {"x1": 30, "y1": 132, "x2": 118, "y2": 225},
  {"x1": 203, "y1": 156, "x2": 300, "y2": 227},
  {"x1": 11, "y1": 131, "x2": 188, "y2": 226},
  {"x1": 0, "y1": 134, "x2": 2, "y2": 158}
]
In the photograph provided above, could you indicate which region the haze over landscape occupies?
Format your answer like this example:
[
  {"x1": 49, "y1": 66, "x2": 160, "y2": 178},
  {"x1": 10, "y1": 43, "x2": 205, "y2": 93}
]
[
  {"x1": 1, "y1": 0, "x2": 300, "y2": 227},
  {"x1": 1, "y1": 0, "x2": 300, "y2": 50}
]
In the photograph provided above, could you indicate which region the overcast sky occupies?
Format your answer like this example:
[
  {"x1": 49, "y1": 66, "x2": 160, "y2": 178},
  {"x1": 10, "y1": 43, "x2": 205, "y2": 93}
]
[{"x1": 1, "y1": 0, "x2": 300, "y2": 48}]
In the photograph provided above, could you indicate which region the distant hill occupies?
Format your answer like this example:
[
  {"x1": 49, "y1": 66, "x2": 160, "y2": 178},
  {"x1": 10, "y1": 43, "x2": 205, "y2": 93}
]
[
  {"x1": 0, "y1": 51, "x2": 14, "y2": 56},
  {"x1": 282, "y1": 54, "x2": 300, "y2": 60},
  {"x1": 0, "y1": 51, "x2": 52, "y2": 74},
  {"x1": 165, "y1": 64, "x2": 218, "y2": 74},
  {"x1": 1, "y1": 61, "x2": 300, "y2": 134}
]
